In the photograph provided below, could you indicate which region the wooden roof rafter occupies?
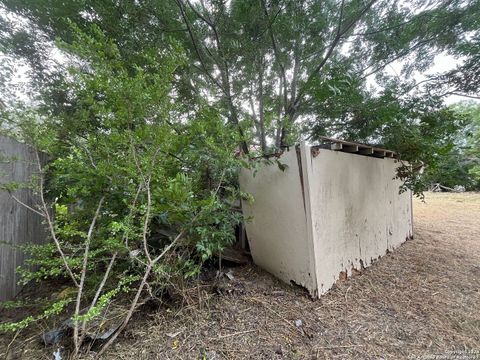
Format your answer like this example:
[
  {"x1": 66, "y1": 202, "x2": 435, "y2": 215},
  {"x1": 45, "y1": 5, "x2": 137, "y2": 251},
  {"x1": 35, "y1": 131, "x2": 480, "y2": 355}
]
[{"x1": 313, "y1": 136, "x2": 399, "y2": 159}]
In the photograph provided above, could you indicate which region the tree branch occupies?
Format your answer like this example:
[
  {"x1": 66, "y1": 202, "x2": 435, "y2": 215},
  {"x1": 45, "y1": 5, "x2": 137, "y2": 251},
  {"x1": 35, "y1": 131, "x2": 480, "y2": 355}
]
[
  {"x1": 359, "y1": 35, "x2": 438, "y2": 79},
  {"x1": 175, "y1": 0, "x2": 225, "y2": 92},
  {"x1": 73, "y1": 196, "x2": 105, "y2": 355},
  {"x1": 176, "y1": 0, "x2": 249, "y2": 154},
  {"x1": 261, "y1": 0, "x2": 288, "y2": 113},
  {"x1": 9, "y1": 194, "x2": 45, "y2": 217},
  {"x1": 95, "y1": 170, "x2": 227, "y2": 359},
  {"x1": 442, "y1": 92, "x2": 480, "y2": 100},
  {"x1": 35, "y1": 150, "x2": 79, "y2": 288},
  {"x1": 294, "y1": 0, "x2": 376, "y2": 110}
]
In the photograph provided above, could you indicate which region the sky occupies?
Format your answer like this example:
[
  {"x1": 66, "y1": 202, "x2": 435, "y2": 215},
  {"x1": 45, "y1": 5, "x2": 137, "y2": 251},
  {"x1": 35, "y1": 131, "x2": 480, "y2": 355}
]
[
  {"x1": 4, "y1": 49, "x2": 473, "y2": 107},
  {"x1": 385, "y1": 53, "x2": 472, "y2": 105},
  {"x1": 0, "y1": 5, "x2": 477, "y2": 108}
]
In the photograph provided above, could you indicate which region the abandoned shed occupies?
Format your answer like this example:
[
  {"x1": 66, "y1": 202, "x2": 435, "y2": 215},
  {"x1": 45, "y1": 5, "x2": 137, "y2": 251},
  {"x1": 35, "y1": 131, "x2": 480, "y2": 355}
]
[{"x1": 240, "y1": 138, "x2": 413, "y2": 297}]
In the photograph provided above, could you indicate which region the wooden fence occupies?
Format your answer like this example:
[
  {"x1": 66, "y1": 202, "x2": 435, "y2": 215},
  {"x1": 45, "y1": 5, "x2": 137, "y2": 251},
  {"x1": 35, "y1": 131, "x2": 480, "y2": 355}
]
[{"x1": 0, "y1": 135, "x2": 48, "y2": 301}]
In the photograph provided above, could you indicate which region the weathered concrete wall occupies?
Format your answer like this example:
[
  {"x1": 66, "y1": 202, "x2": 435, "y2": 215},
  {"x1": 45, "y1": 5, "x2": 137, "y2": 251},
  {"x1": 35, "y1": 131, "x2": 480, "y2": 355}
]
[
  {"x1": 240, "y1": 143, "x2": 413, "y2": 297},
  {"x1": 239, "y1": 149, "x2": 317, "y2": 293},
  {"x1": 0, "y1": 135, "x2": 48, "y2": 301}
]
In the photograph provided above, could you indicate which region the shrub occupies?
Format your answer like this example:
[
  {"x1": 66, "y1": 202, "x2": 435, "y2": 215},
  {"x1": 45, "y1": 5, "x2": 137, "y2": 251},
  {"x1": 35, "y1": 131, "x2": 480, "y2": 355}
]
[{"x1": 0, "y1": 25, "x2": 246, "y2": 357}]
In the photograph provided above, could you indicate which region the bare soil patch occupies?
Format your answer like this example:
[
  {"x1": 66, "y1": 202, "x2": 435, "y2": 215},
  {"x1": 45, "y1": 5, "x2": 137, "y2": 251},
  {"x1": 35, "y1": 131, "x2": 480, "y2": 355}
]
[{"x1": 1, "y1": 192, "x2": 480, "y2": 359}]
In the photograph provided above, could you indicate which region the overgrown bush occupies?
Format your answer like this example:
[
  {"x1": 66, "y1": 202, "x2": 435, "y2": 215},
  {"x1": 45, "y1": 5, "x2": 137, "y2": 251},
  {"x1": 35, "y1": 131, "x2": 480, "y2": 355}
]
[{"x1": 0, "y1": 25, "x2": 246, "y2": 357}]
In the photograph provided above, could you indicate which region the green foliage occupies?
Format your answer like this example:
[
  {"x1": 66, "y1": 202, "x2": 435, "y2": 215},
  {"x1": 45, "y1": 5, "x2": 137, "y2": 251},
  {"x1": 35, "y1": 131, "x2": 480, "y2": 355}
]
[
  {"x1": 381, "y1": 103, "x2": 462, "y2": 194},
  {"x1": 0, "y1": 24, "x2": 245, "y2": 335},
  {"x1": 306, "y1": 83, "x2": 466, "y2": 195},
  {"x1": 16, "y1": 243, "x2": 74, "y2": 284},
  {"x1": 2, "y1": 0, "x2": 479, "y2": 153},
  {"x1": 73, "y1": 275, "x2": 136, "y2": 324},
  {"x1": 0, "y1": 298, "x2": 71, "y2": 332},
  {"x1": 422, "y1": 102, "x2": 480, "y2": 190}
]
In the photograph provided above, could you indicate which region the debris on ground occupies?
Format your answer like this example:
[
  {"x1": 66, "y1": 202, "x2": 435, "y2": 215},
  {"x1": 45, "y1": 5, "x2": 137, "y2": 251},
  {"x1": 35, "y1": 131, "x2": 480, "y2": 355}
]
[
  {"x1": 217, "y1": 247, "x2": 250, "y2": 265},
  {"x1": 53, "y1": 348, "x2": 62, "y2": 360},
  {"x1": 225, "y1": 270, "x2": 235, "y2": 281},
  {"x1": 41, "y1": 329, "x2": 66, "y2": 346},
  {"x1": 430, "y1": 183, "x2": 466, "y2": 192},
  {"x1": 39, "y1": 308, "x2": 121, "y2": 349}
]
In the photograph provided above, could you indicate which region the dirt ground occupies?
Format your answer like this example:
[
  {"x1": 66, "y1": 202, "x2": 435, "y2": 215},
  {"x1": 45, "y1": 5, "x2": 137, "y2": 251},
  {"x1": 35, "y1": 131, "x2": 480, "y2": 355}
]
[{"x1": 1, "y1": 192, "x2": 480, "y2": 359}]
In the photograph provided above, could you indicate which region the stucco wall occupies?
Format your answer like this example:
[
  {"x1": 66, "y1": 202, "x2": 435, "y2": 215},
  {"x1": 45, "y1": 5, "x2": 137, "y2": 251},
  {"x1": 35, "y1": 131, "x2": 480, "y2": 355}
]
[{"x1": 240, "y1": 143, "x2": 413, "y2": 297}]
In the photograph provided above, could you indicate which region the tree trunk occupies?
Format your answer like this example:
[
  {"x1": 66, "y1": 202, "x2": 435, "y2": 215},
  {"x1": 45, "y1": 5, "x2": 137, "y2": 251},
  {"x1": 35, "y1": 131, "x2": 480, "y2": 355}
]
[{"x1": 258, "y1": 62, "x2": 266, "y2": 153}]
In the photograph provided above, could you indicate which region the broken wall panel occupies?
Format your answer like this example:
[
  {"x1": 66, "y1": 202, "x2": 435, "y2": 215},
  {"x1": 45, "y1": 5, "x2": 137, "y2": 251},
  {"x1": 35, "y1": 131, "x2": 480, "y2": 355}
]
[{"x1": 240, "y1": 143, "x2": 413, "y2": 297}]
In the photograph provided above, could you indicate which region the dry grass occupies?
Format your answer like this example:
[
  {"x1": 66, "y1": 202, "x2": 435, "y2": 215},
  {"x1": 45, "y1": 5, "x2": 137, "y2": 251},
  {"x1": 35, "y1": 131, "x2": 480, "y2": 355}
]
[
  {"x1": 99, "y1": 192, "x2": 480, "y2": 360},
  {"x1": 2, "y1": 192, "x2": 480, "y2": 359}
]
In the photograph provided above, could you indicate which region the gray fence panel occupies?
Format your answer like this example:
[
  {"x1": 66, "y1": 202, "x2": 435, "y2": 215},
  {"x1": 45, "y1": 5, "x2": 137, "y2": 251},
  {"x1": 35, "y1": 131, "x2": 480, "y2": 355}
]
[{"x1": 0, "y1": 135, "x2": 48, "y2": 301}]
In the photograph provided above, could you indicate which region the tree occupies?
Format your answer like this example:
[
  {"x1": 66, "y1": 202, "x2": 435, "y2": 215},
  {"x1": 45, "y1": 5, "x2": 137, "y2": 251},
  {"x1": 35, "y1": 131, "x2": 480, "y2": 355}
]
[
  {"x1": 172, "y1": 0, "x2": 479, "y2": 153},
  {"x1": 1, "y1": 0, "x2": 479, "y2": 156},
  {"x1": 414, "y1": 102, "x2": 480, "y2": 190}
]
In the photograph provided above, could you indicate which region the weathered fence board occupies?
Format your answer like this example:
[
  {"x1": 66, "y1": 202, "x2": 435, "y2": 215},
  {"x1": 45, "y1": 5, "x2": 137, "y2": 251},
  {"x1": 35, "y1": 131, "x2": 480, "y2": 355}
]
[{"x1": 0, "y1": 135, "x2": 48, "y2": 301}]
